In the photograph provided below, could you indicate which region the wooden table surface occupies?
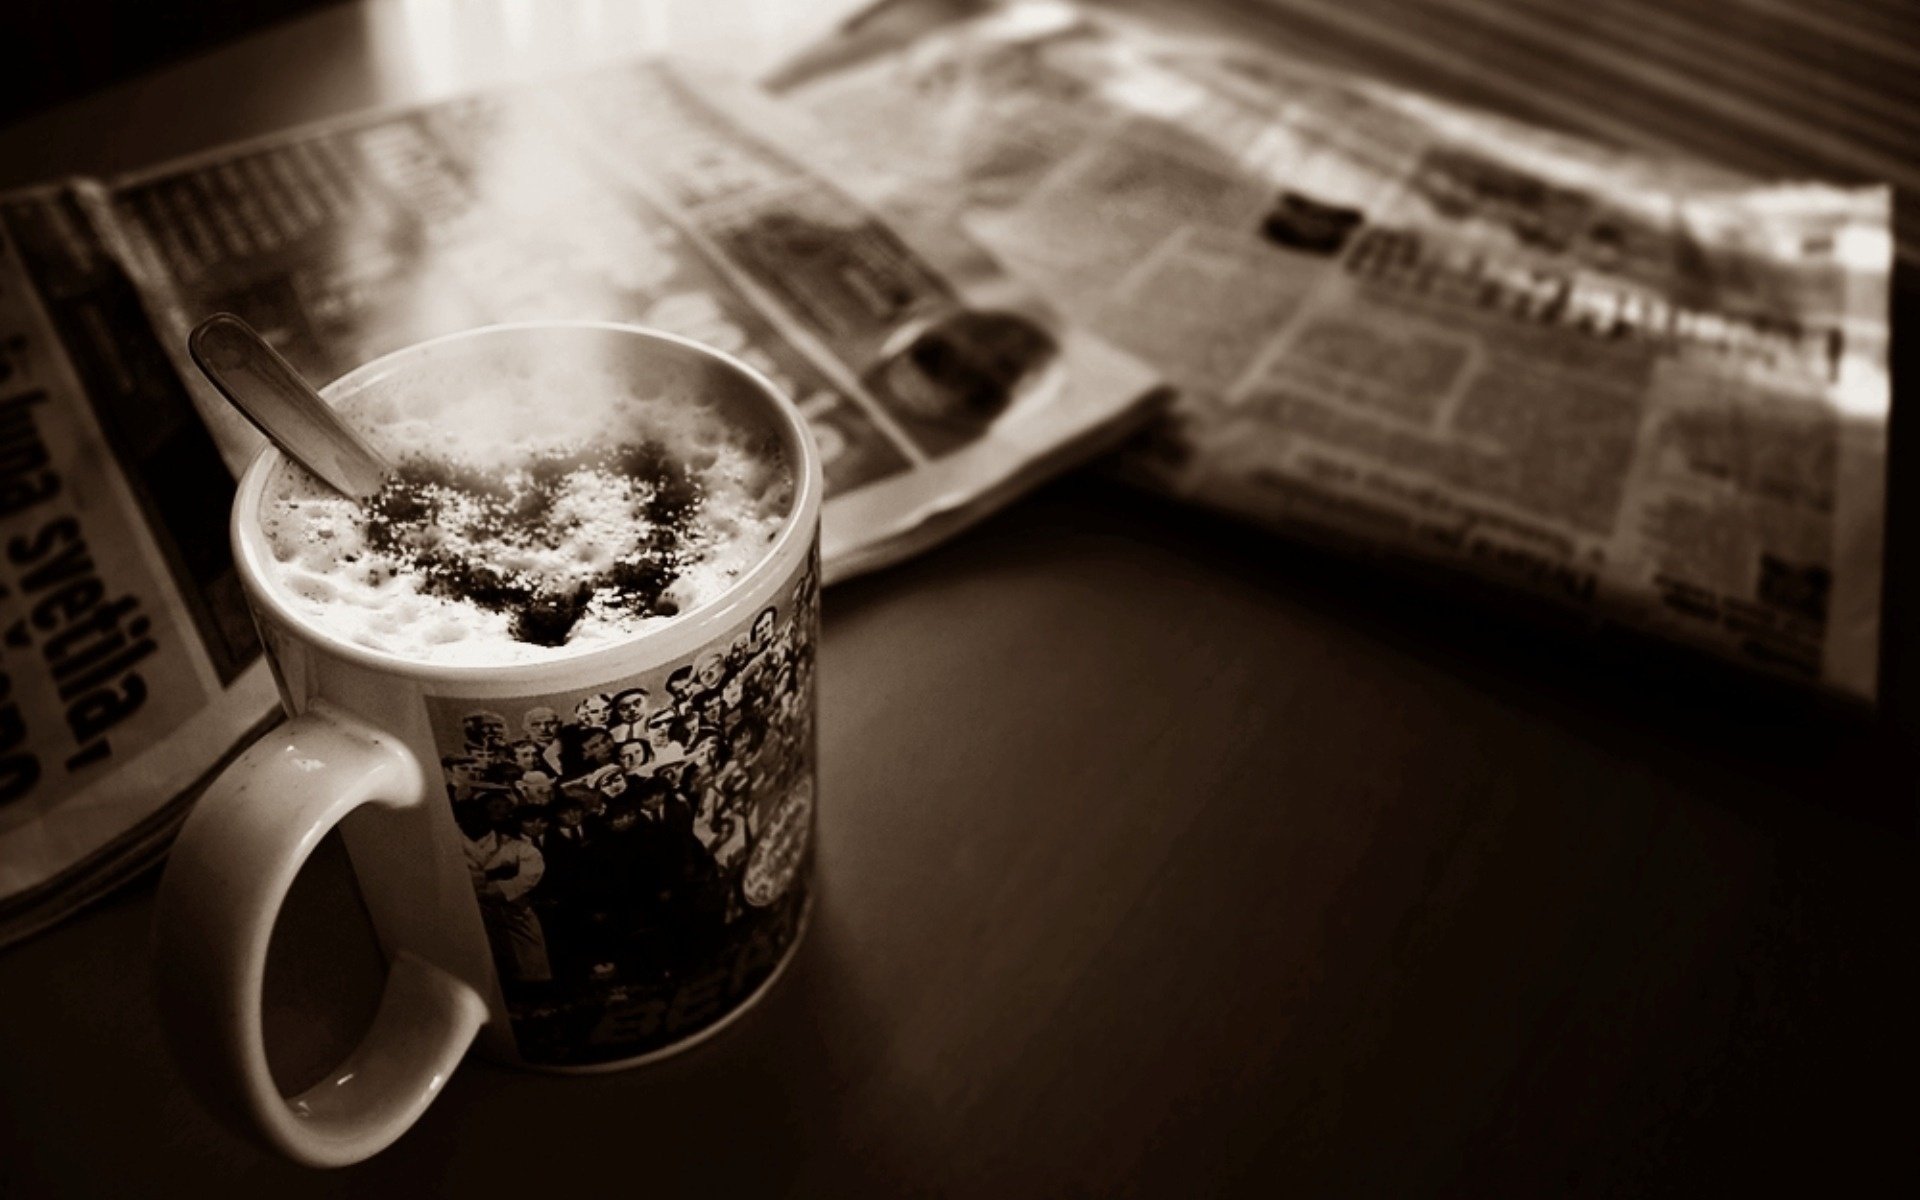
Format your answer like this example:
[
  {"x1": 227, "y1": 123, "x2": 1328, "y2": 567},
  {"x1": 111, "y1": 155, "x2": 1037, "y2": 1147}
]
[{"x1": 0, "y1": 2, "x2": 1912, "y2": 1195}]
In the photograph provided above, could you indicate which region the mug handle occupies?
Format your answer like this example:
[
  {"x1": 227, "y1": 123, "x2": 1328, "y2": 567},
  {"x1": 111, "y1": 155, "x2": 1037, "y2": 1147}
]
[{"x1": 153, "y1": 699, "x2": 489, "y2": 1168}]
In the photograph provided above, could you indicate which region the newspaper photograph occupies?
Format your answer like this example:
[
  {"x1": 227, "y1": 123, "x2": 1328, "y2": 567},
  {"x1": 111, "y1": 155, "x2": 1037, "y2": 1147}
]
[
  {"x1": 777, "y1": 0, "x2": 1893, "y2": 704},
  {"x1": 0, "y1": 58, "x2": 1159, "y2": 944}
]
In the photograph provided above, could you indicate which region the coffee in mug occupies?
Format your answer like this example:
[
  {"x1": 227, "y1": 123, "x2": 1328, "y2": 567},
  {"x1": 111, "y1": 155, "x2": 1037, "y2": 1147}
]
[{"x1": 257, "y1": 352, "x2": 793, "y2": 662}]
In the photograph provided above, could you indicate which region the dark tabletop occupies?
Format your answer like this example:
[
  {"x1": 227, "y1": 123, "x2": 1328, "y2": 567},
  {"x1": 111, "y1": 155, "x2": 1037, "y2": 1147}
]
[{"x1": 0, "y1": 1, "x2": 1913, "y2": 1196}]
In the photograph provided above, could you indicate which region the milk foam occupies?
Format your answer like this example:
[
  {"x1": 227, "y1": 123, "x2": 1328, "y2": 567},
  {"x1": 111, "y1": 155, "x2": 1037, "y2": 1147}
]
[{"x1": 259, "y1": 357, "x2": 792, "y2": 665}]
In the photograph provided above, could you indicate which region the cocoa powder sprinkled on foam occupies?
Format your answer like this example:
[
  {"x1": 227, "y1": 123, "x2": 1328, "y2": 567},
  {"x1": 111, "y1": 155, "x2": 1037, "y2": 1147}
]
[{"x1": 361, "y1": 439, "x2": 702, "y2": 647}]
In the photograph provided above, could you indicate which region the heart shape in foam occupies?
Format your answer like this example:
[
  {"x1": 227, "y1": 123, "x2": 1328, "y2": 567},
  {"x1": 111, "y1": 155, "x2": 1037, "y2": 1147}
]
[{"x1": 360, "y1": 439, "x2": 704, "y2": 647}]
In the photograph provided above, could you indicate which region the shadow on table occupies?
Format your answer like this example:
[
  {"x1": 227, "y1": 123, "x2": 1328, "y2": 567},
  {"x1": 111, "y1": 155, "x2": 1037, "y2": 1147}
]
[{"x1": 828, "y1": 471, "x2": 1913, "y2": 842}]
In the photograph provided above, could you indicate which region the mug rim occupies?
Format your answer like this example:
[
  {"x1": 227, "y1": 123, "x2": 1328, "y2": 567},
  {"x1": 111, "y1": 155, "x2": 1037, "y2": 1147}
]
[{"x1": 230, "y1": 320, "x2": 823, "y2": 687}]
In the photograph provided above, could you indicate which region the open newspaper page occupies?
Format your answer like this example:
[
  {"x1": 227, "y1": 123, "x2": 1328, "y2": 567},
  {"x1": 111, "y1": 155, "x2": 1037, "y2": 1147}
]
[
  {"x1": 0, "y1": 59, "x2": 1159, "y2": 943},
  {"x1": 779, "y1": 0, "x2": 1893, "y2": 703},
  {"x1": 0, "y1": 185, "x2": 280, "y2": 943},
  {"x1": 108, "y1": 60, "x2": 1160, "y2": 580}
]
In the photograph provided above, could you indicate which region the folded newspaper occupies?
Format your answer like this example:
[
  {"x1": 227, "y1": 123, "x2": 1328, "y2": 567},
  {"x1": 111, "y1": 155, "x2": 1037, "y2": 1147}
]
[
  {"x1": 0, "y1": 60, "x2": 1161, "y2": 945},
  {"x1": 777, "y1": 0, "x2": 1893, "y2": 701}
]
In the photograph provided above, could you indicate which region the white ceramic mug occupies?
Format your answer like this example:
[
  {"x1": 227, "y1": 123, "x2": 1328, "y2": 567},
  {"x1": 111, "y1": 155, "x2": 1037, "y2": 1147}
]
[{"x1": 153, "y1": 323, "x2": 822, "y2": 1167}]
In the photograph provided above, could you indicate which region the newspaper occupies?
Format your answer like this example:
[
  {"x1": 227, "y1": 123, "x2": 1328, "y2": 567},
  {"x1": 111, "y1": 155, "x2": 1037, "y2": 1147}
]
[
  {"x1": 0, "y1": 59, "x2": 1160, "y2": 945},
  {"x1": 778, "y1": 0, "x2": 1893, "y2": 704}
]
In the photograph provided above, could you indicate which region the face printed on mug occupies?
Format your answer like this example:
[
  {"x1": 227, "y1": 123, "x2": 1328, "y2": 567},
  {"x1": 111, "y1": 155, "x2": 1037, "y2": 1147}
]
[
  {"x1": 751, "y1": 606, "x2": 776, "y2": 648},
  {"x1": 614, "y1": 689, "x2": 648, "y2": 726},
  {"x1": 524, "y1": 707, "x2": 560, "y2": 744},
  {"x1": 446, "y1": 758, "x2": 488, "y2": 798},
  {"x1": 666, "y1": 665, "x2": 695, "y2": 701},
  {"x1": 518, "y1": 776, "x2": 553, "y2": 806},
  {"x1": 645, "y1": 709, "x2": 680, "y2": 748},
  {"x1": 688, "y1": 735, "x2": 721, "y2": 771},
  {"x1": 582, "y1": 729, "x2": 615, "y2": 768},
  {"x1": 696, "y1": 652, "x2": 726, "y2": 690},
  {"x1": 575, "y1": 693, "x2": 613, "y2": 729},
  {"x1": 619, "y1": 740, "x2": 651, "y2": 774},
  {"x1": 463, "y1": 711, "x2": 508, "y2": 751}
]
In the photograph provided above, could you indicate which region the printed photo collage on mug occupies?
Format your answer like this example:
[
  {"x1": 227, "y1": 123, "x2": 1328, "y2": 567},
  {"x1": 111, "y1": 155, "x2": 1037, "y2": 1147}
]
[{"x1": 426, "y1": 550, "x2": 820, "y2": 1067}]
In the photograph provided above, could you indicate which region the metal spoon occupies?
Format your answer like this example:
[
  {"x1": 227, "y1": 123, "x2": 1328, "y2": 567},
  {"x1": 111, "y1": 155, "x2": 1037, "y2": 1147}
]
[{"x1": 188, "y1": 313, "x2": 390, "y2": 501}]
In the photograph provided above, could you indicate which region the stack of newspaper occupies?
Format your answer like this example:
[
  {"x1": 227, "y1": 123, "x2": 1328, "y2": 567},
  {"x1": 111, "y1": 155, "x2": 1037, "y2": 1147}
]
[
  {"x1": 0, "y1": 0, "x2": 1891, "y2": 945},
  {"x1": 775, "y1": 0, "x2": 1891, "y2": 706}
]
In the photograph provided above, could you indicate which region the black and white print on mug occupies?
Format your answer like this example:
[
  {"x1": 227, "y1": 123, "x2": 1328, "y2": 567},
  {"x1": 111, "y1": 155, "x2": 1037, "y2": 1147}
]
[{"x1": 425, "y1": 551, "x2": 819, "y2": 1067}]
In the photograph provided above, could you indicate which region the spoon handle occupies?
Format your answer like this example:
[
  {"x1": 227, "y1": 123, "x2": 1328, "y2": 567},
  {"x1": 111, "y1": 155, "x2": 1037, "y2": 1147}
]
[{"x1": 188, "y1": 313, "x2": 390, "y2": 501}]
